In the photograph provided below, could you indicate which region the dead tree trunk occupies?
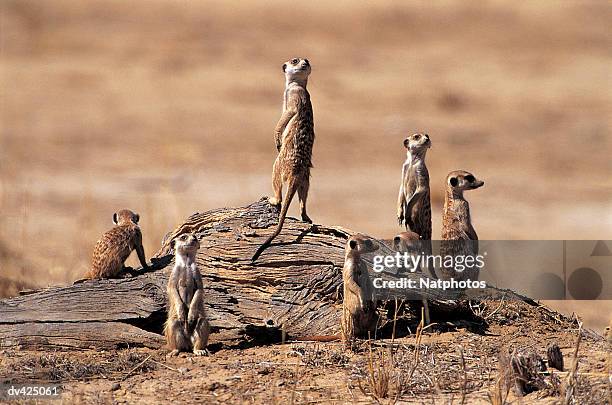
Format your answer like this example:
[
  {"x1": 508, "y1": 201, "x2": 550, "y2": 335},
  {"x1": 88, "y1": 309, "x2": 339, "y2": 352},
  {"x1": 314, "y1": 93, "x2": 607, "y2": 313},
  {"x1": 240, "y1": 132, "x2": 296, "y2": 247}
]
[{"x1": 0, "y1": 198, "x2": 528, "y2": 350}]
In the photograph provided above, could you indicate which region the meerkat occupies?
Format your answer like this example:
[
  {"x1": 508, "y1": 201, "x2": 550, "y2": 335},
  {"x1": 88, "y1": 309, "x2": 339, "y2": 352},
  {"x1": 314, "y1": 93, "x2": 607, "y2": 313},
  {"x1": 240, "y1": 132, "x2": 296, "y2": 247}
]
[
  {"x1": 393, "y1": 231, "x2": 431, "y2": 324},
  {"x1": 164, "y1": 233, "x2": 210, "y2": 356},
  {"x1": 85, "y1": 209, "x2": 148, "y2": 279},
  {"x1": 396, "y1": 133, "x2": 436, "y2": 279},
  {"x1": 252, "y1": 57, "x2": 315, "y2": 262},
  {"x1": 440, "y1": 170, "x2": 484, "y2": 281},
  {"x1": 341, "y1": 234, "x2": 379, "y2": 349}
]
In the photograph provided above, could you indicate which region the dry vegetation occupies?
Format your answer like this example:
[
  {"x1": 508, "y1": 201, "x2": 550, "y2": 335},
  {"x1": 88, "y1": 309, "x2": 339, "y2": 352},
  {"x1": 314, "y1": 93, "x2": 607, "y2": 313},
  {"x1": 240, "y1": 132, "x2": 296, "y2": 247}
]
[{"x1": 1, "y1": 301, "x2": 609, "y2": 403}]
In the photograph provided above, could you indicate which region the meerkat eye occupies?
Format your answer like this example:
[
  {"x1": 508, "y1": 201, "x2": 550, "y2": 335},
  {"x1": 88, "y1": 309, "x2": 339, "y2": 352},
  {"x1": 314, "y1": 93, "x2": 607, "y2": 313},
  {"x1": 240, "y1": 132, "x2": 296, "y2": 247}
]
[
  {"x1": 304, "y1": 59, "x2": 309, "y2": 65},
  {"x1": 291, "y1": 58, "x2": 299, "y2": 64},
  {"x1": 180, "y1": 234, "x2": 188, "y2": 240},
  {"x1": 465, "y1": 175, "x2": 475, "y2": 182},
  {"x1": 450, "y1": 177, "x2": 459, "y2": 187},
  {"x1": 413, "y1": 134, "x2": 420, "y2": 140}
]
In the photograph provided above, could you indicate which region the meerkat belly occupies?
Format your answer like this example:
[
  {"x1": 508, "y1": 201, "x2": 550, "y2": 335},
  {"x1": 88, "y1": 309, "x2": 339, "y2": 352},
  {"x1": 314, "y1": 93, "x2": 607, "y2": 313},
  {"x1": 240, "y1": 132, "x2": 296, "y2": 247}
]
[{"x1": 178, "y1": 271, "x2": 194, "y2": 306}]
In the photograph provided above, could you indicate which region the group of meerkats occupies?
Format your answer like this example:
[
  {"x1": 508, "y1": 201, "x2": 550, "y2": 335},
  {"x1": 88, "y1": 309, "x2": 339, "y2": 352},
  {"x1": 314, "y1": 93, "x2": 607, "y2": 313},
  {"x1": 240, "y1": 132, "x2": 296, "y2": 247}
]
[{"x1": 85, "y1": 57, "x2": 484, "y2": 354}]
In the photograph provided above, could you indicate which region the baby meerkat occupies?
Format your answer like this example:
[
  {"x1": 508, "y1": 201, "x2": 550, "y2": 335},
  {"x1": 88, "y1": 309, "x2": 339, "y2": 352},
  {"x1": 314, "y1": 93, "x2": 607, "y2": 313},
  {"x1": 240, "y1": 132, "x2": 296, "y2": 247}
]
[
  {"x1": 341, "y1": 234, "x2": 379, "y2": 349},
  {"x1": 165, "y1": 233, "x2": 210, "y2": 356},
  {"x1": 86, "y1": 209, "x2": 148, "y2": 279},
  {"x1": 252, "y1": 57, "x2": 315, "y2": 262},
  {"x1": 440, "y1": 170, "x2": 484, "y2": 281}
]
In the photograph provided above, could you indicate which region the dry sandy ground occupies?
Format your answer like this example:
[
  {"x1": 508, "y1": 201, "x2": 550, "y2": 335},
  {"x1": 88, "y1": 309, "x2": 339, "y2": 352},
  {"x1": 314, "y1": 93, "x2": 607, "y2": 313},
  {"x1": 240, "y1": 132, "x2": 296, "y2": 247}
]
[{"x1": 1, "y1": 302, "x2": 610, "y2": 404}]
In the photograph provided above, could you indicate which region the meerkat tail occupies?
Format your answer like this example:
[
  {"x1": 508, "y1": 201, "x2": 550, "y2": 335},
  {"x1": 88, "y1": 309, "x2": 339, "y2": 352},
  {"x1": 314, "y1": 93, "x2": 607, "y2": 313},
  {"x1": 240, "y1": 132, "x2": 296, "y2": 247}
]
[{"x1": 252, "y1": 177, "x2": 299, "y2": 262}]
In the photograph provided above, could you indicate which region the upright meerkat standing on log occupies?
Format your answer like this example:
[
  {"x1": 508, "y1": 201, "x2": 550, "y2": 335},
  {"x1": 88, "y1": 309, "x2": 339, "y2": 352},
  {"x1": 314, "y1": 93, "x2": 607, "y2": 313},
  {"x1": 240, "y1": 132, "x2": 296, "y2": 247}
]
[
  {"x1": 397, "y1": 133, "x2": 436, "y2": 284},
  {"x1": 341, "y1": 234, "x2": 379, "y2": 349},
  {"x1": 165, "y1": 233, "x2": 210, "y2": 356},
  {"x1": 440, "y1": 170, "x2": 484, "y2": 281},
  {"x1": 252, "y1": 57, "x2": 315, "y2": 262},
  {"x1": 86, "y1": 209, "x2": 148, "y2": 279}
]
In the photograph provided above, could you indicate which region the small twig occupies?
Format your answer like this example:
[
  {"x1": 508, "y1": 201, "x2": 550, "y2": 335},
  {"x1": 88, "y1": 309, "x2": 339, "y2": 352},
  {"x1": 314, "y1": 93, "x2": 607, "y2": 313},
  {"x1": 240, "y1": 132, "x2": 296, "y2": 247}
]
[
  {"x1": 121, "y1": 354, "x2": 152, "y2": 381},
  {"x1": 149, "y1": 359, "x2": 180, "y2": 372}
]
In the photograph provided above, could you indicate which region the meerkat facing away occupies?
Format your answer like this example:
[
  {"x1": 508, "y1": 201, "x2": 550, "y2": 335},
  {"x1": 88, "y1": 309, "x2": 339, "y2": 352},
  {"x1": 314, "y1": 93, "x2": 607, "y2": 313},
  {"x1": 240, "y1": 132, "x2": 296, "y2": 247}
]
[
  {"x1": 440, "y1": 170, "x2": 484, "y2": 281},
  {"x1": 252, "y1": 57, "x2": 315, "y2": 262},
  {"x1": 341, "y1": 234, "x2": 379, "y2": 349},
  {"x1": 86, "y1": 209, "x2": 148, "y2": 279},
  {"x1": 393, "y1": 231, "x2": 431, "y2": 324},
  {"x1": 165, "y1": 233, "x2": 210, "y2": 356}
]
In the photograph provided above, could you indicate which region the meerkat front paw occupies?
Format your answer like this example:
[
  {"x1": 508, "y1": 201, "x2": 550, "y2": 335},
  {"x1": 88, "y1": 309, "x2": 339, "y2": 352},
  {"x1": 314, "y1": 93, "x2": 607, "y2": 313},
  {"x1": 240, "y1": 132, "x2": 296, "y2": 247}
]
[
  {"x1": 166, "y1": 349, "x2": 180, "y2": 358},
  {"x1": 268, "y1": 197, "x2": 281, "y2": 207},
  {"x1": 193, "y1": 349, "x2": 209, "y2": 356}
]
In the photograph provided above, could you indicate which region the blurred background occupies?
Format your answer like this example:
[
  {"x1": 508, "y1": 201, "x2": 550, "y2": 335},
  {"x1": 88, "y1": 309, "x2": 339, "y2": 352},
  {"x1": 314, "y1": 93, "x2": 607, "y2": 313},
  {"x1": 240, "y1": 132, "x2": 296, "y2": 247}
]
[{"x1": 1, "y1": 1, "x2": 610, "y2": 330}]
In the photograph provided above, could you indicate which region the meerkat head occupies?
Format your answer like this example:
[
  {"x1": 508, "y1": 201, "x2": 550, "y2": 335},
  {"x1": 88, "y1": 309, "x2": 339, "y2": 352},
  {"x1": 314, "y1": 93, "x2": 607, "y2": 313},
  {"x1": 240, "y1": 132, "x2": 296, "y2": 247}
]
[
  {"x1": 113, "y1": 209, "x2": 140, "y2": 226},
  {"x1": 171, "y1": 233, "x2": 200, "y2": 256},
  {"x1": 446, "y1": 170, "x2": 484, "y2": 194},
  {"x1": 403, "y1": 133, "x2": 431, "y2": 154},
  {"x1": 346, "y1": 234, "x2": 379, "y2": 256},
  {"x1": 393, "y1": 231, "x2": 421, "y2": 251},
  {"x1": 283, "y1": 57, "x2": 311, "y2": 82}
]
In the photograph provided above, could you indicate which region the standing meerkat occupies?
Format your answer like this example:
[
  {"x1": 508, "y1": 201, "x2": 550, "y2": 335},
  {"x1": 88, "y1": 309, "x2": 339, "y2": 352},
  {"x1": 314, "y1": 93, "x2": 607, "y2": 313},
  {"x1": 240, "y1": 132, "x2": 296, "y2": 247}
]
[
  {"x1": 397, "y1": 133, "x2": 432, "y2": 240},
  {"x1": 440, "y1": 170, "x2": 484, "y2": 281},
  {"x1": 341, "y1": 234, "x2": 379, "y2": 349},
  {"x1": 397, "y1": 133, "x2": 436, "y2": 283},
  {"x1": 86, "y1": 209, "x2": 148, "y2": 279},
  {"x1": 165, "y1": 233, "x2": 210, "y2": 356},
  {"x1": 252, "y1": 57, "x2": 315, "y2": 262}
]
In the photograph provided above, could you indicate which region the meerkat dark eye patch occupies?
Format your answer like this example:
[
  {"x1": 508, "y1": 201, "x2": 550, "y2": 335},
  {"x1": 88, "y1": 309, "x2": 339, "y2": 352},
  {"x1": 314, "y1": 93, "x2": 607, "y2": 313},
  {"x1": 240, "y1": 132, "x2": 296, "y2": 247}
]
[
  {"x1": 304, "y1": 59, "x2": 309, "y2": 65},
  {"x1": 113, "y1": 213, "x2": 118, "y2": 224},
  {"x1": 465, "y1": 175, "x2": 475, "y2": 183},
  {"x1": 365, "y1": 240, "x2": 373, "y2": 249},
  {"x1": 450, "y1": 177, "x2": 459, "y2": 187},
  {"x1": 393, "y1": 236, "x2": 401, "y2": 244},
  {"x1": 413, "y1": 134, "x2": 420, "y2": 140},
  {"x1": 291, "y1": 58, "x2": 299, "y2": 64},
  {"x1": 349, "y1": 240, "x2": 358, "y2": 250}
]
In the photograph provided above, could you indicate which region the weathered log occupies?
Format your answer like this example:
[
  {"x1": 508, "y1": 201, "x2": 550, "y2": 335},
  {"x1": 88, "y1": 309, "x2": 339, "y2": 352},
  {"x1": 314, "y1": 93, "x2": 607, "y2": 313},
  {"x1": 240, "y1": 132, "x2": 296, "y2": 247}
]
[{"x1": 0, "y1": 199, "x2": 529, "y2": 350}]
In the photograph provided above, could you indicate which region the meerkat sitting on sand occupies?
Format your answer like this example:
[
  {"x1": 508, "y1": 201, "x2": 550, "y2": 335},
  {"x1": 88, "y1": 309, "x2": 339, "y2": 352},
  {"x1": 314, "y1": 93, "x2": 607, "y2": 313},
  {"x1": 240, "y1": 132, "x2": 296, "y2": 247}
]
[
  {"x1": 252, "y1": 57, "x2": 315, "y2": 262},
  {"x1": 440, "y1": 170, "x2": 484, "y2": 281},
  {"x1": 86, "y1": 209, "x2": 148, "y2": 279},
  {"x1": 341, "y1": 234, "x2": 379, "y2": 349},
  {"x1": 165, "y1": 233, "x2": 210, "y2": 356}
]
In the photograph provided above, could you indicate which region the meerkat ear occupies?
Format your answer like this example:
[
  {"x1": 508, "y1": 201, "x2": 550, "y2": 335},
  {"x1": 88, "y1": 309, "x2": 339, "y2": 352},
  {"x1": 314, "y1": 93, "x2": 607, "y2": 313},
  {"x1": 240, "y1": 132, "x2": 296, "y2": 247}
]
[
  {"x1": 282, "y1": 63, "x2": 287, "y2": 72},
  {"x1": 449, "y1": 177, "x2": 459, "y2": 187},
  {"x1": 403, "y1": 138, "x2": 410, "y2": 149},
  {"x1": 349, "y1": 240, "x2": 358, "y2": 250},
  {"x1": 113, "y1": 213, "x2": 118, "y2": 225},
  {"x1": 133, "y1": 213, "x2": 140, "y2": 223},
  {"x1": 170, "y1": 238, "x2": 176, "y2": 250}
]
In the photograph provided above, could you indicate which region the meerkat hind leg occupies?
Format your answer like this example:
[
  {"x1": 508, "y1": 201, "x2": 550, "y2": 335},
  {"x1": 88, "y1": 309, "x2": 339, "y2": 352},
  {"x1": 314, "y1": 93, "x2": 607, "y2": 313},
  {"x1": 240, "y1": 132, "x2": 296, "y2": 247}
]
[
  {"x1": 192, "y1": 318, "x2": 210, "y2": 356},
  {"x1": 269, "y1": 159, "x2": 283, "y2": 207},
  {"x1": 297, "y1": 175, "x2": 312, "y2": 223},
  {"x1": 167, "y1": 319, "x2": 190, "y2": 354}
]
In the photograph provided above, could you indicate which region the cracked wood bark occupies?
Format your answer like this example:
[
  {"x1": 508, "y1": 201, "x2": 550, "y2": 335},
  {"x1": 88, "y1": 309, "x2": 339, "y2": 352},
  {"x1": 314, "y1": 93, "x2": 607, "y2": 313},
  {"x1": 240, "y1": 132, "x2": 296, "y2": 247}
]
[{"x1": 0, "y1": 198, "x2": 526, "y2": 350}]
